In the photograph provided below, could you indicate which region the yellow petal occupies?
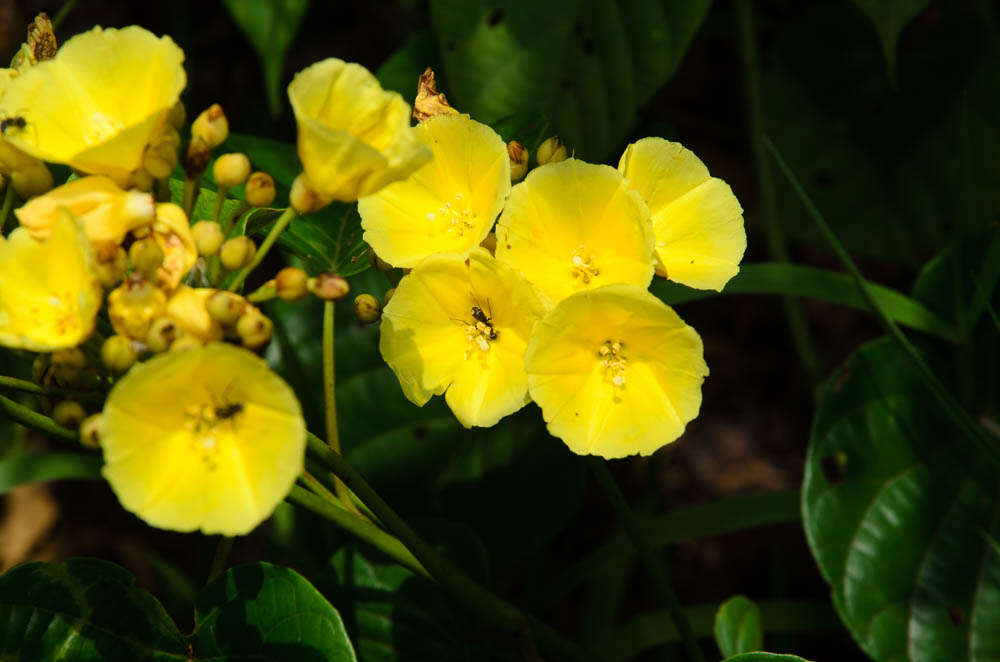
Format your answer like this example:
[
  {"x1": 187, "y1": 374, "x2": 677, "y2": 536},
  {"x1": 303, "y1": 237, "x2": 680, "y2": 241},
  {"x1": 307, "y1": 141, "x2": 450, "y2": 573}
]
[
  {"x1": 525, "y1": 284, "x2": 707, "y2": 458},
  {"x1": 164, "y1": 287, "x2": 224, "y2": 342},
  {"x1": 101, "y1": 343, "x2": 305, "y2": 536},
  {"x1": 619, "y1": 137, "x2": 746, "y2": 291},
  {"x1": 288, "y1": 58, "x2": 430, "y2": 201},
  {"x1": 0, "y1": 69, "x2": 42, "y2": 173},
  {"x1": 0, "y1": 213, "x2": 102, "y2": 350},
  {"x1": 380, "y1": 248, "x2": 545, "y2": 427},
  {"x1": 152, "y1": 202, "x2": 197, "y2": 291},
  {"x1": 359, "y1": 114, "x2": 510, "y2": 268},
  {"x1": 0, "y1": 26, "x2": 185, "y2": 184},
  {"x1": 495, "y1": 159, "x2": 655, "y2": 306}
]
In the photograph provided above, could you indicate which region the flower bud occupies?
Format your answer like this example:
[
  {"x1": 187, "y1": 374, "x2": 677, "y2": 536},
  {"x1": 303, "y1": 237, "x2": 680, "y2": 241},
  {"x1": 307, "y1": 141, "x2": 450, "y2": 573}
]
[
  {"x1": 205, "y1": 290, "x2": 245, "y2": 326},
  {"x1": 183, "y1": 137, "x2": 212, "y2": 178},
  {"x1": 107, "y1": 273, "x2": 168, "y2": 340},
  {"x1": 169, "y1": 334, "x2": 204, "y2": 352},
  {"x1": 101, "y1": 335, "x2": 137, "y2": 373},
  {"x1": 536, "y1": 136, "x2": 568, "y2": 166},
  {"x1": 53, "y1": 400, "x2": 87, "y2": 430},
  {"x1": 192, "y1": 103, "x2": 229, "y2": 149},
  {"x1": 129, "y1": 237, "x2": 165, "y2": 279},
  {"x1": 192, "y1": 221, "x2": 224, "y2": 256},
  {"x1": 245, "y1": 172, "x2": 276, "y2": 207},
  {"x1": 143, "y1": 126, "x2": 181, "y2": 179},
  {"x1": 367, "y1": 247, "x2": 393, "y2": 272},
  {"x1": 508, "y1": 140, "x2": 528, "y2": 182},
  {"x1": 275, "y1": 267, "x2": 309, "y2": 301},
  {"x1": 50, "y1": 347, "x2": 86, "y2": 385},
  {"x1": 383, "y1": 287, "x2": 396, "y2": 306},
  {"x1": 79, "y1": 414, "x2": 102, "y2": 449},
  {"x1": 168, "y1": 101, "x2": 186, "y2": 131},
  {"x1": 236, "y1": 311, "x2": 273, "y2": 349},
  {"x1": 353, "y1": 294, "x2": 381, "y2": 324},
  {"x1": 290, "y1": 173, "x2": 332, "y2": 214},
  {"x1": 11, "y1": 161, "x2": 53, "y2": 198},
  {"x1": 219, "y1": 236, "x2": 256, "y2": 271},
  {"x1": 213, "y1": 153, "x2": 251, "y2": 188},
  {"x1": 31, "y1": 354, "x2": 49, "y2": 383},
  {"x1": 145, "y1": 317, "x2": 178, "y2": 353},
  {"x1": 309, "y1": 272, "x2": 350, "y2": 300}
]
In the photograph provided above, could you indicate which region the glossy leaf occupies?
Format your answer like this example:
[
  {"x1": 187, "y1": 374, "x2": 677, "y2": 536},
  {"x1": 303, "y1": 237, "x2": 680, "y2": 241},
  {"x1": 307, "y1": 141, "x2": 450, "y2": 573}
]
[
  {"x1": 192, "y1": 562, "x2": 356, "y2": 661},
  {"x1": 429, "y1": 0, "x2": 711, "y2": 160},
  {"x1": 222, "y1": 0, "x2": 310, "y2": 116},
  {"x1": 715, "y1": 596, "x2": 763, "y2": 657},
  {"x1": 722, "y1": 654, "x2": 812, "y2": 662},
  {"x1": 0, "y1": 451, "x2": 101, "y2": 493},
  {"x1": 849, "y1": 0, "x2": 929, "y2": 81}
]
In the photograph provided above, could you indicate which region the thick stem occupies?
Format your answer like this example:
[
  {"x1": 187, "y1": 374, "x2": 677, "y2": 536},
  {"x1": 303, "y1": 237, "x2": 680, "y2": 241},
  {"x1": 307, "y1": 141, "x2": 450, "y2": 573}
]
[
  {"x1": 226, "y1": 207, "x2": 297, "y2": 292},
  {"x1": 587, "y1": 458, "x2": 705, "y2": 662},
  {"x1": 0, "y1": 392, "x2": 78, "y2": 444},
  {"x1": 735, "y1": 0, "x2": 822, "y2": 387},
  {"x1": 322, "y1": 300, "x2": 358, "y2": 512},
  {"x1": 304, "y1": 432, "x2": 600, "y2": 662}
]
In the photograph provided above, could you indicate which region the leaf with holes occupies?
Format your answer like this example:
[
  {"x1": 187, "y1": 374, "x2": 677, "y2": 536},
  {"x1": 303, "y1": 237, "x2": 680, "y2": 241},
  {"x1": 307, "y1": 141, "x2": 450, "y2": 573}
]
[{"x1": 429, "y1": 0, "x2": 710, "y2": 160}]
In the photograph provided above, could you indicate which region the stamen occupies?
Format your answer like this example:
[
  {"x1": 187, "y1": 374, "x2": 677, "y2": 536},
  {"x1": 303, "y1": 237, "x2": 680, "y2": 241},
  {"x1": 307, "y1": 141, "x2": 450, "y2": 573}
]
[{"x1": 571, "y1": 247, "x2": 600, "y2": 284}]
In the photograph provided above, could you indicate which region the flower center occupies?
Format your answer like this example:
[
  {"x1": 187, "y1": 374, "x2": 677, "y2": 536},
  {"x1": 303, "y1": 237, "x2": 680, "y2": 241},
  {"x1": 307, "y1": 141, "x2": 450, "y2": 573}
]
[
  {"x1": 571, "y1": 249, "x2": 600, "y2": 284},
  {"x1": 86, "y1": 112, "x2": 125, "y2": 144},
  {"x1": 598, "y1": 340, "x2": 627, "y2": 389},
  {"x1": 185, "y1": 398, "x2": 244, "y2": 469},
  {"x1": 425, "y1": 193, "x2": 477, "y2": 237},
  {"x1": 463, "y1": 305, "x2": 498, "y2": 359}
]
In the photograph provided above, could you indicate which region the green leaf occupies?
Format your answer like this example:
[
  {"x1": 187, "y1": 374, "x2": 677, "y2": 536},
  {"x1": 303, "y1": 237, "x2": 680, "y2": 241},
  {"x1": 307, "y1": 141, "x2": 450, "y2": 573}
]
[
  {"x1": 0, "y1": 558, "x2": 188, "y2": 660},
  {"x1": 222, "y1": 0, "x2": 310, "y2": 116},
  {"x1": 192, "y1": 562, "x2": 357, "y2": 661},
  {"x1": 376, "y1": 30, "x2": 439, "y2": 100},
  {"x1": 490, "y1": 109, "x2": 551, "y2": 154},
  {"x1": 715, "y1": 596, "x2": 763, "y2": 657},
  {"x1": 722, "y1": 654, "x2": 812, "y2": 662},
  {"x1": 0, "y1": 451, "x2": 101, "y2": 492},
  {"x1": 651, "y1": 262, "x2": 957, "y2": 342},
  {"x1": 849, "y1": 0, "x2": 929, "y2": 82},
  {"x1": 429, "y1": 0, "x2": 711, "y2": 160}
]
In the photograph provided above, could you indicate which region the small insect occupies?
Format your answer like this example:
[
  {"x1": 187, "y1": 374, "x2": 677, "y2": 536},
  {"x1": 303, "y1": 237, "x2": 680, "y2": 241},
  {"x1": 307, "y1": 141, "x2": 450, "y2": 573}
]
[
  {"x1": 212, "y1": 380, "x2": 244, "y2": 421},
  {"x1": 470, "y1": 305, "x2": 498, "y2": 340},
  {"x1": 0, "y1": 115, "x2": 27, "y2": 136}
]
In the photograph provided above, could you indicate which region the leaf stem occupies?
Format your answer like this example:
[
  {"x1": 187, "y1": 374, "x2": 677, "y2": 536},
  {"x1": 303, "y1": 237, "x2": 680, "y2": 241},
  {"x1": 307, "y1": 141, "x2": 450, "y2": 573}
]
[
  {"x1": 0, "y1": 392, "x2": 78, "y2": 444},
  {"x1": 322, "y1": 300, "x2": 361, "y2": 515},
  {"x1": 0, "y1": 375, "x2": 103, "y2": 401},
  {"x1": 587, "y1": 457, "x2": 704, "y2": 662},
  {"x1": 735, "y1": 0, "x2": 822, "y2": 386},
  {"x1": 207, "y1": 537, "x2": 234, "y2": 583},
  {"x1": 304, "y1": 432, "x2": 602, "y2": 662},
  {"x1": 227, "y1": 206, "x2": 297, "y2": 292},
  {"x1": 211, "y1": 186, "x2": 229, "y2": 225},
  {"x1": 765, "y1": 137, "x2": 1000, "y2": 467}
]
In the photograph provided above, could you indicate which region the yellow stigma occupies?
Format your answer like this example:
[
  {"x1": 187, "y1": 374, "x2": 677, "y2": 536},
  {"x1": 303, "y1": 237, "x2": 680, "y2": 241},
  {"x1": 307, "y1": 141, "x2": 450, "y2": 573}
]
[
  {"x1": 598, "y1": 340, "x2": 627, "y2": 390},
  {"x1": 571, "y1": 248, "x2": 600, "y2": 284},
  {"x1": 427, "y1": 193, "x2": 477, "y2": 236}
]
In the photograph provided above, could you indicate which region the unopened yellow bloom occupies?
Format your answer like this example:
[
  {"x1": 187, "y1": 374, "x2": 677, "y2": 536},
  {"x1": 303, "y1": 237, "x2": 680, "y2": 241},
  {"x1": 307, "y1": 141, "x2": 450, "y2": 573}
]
[
  {"x1": 380, "y1": 248, "x2": 546, "y2": 427},
  {"x1": 495, "y1": 159, "x2": 654, "y2": 306},
  {"x1": 525, "y1": 285, "x2": 707, "y2": 458},
  {"x1": 0, "y1": 26, "x2": 185, "y2": 185},
  {"x1": 15, "y1": 176, "x2": 155, "y2": 247},
  {"x1": 288, "y1": 58, "x2": 430, "y2": 201},
  {"x1": 100, "y1": 343, "x2": 305, "y2": 535},
  {"x1": 0, "y1": 214, "x2": 101, "y2": 350},
  {"x1": 618, "y1": 138, "x2": 746, "y2": 290},
  {"x1": 359, "y1": 114, "x2": 510, "y2": 268},
  {"x1": 151, "y1": 203, "x2": 197, "y2": 290}
]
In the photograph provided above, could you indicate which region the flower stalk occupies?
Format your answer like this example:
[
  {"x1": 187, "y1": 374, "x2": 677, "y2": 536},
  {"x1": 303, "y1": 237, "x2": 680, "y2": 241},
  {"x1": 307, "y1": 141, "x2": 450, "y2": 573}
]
[{"x1": 226, "y1": 206, "x2": 297, "y2": 292}]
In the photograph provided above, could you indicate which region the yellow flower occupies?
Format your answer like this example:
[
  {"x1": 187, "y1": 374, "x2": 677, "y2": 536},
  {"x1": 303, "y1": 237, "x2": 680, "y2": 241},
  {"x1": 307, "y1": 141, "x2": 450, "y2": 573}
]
[
  {"x1": 495, "y1": 159, "x2": 654, "y2": 306},
  {"x1": 0, "y1": 69, "x2": 42, "y2": 173},
  {"x1": 358, "y1": 114, "x2": 510, "y2": 268},
  {"x1": 288, "y1": 58, "x2": 430, "y2": 201},
  {"x1": 15, "y1": 176, "x2": 155, "y2": 247},
  {"x1": 380, "y1": 248, "x2": 546, "y2": 427},
  {"x1": 100, "y1": 343, "x2": 306, "y2": 535},
  {"x1": 525, "y1": 285, "x2": 707, "y2": 458},
  {"x1": 0, "y1": 26, "x2": 185, "y2": 186},
  {"x1": 618, "y1": 138, "x2": 746, "y2": 290},
  {"x1": 0, "y1": 213, "x2": 101, "y2": 351},
  {"x1": 151, "y1": 203, "x2": 197, "y2": 291},
  {"x1": 108, "y1": 275, "x2": 168, "y2": 341}
]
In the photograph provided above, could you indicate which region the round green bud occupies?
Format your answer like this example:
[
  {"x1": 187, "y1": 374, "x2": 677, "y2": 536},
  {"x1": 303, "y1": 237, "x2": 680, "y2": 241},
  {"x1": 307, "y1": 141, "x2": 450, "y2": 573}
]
[
  {"x1": 192, "y1": 221, "x2": 225, "y2": 257},
  {"x1": 205, "y1": 291, "x2": 245, "y2": 326},
  {"x1": 213, "y1": 152, "x2": 251, "y2": 188},
  {"x1": 353, "y1": 294, "x2": 382, "y2": 324},
  {"x1": 101, "y1": 335, "x2": 137, "y2": 373},
  {"x1": 536, "y1": 136, "x2": 568, "y2": 166},
  {"x1": 219, "y1": 236, "x2": 256, "y2": 271},
  {"x1": 52, "y1": 400, "x2": 87, "y2": 430},
  {"x1": 245, "y1": 172, "x2": 276, "y2": 207},
  {"x1": 275, "y1": 267, "x2": 309, "y2": 302}
]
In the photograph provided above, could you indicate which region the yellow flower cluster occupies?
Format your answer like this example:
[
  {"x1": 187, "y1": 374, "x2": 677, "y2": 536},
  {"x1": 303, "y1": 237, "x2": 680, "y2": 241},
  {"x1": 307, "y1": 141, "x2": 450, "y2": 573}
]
[{"x1": 375, "y1": 126, "x2": 746, "y2": 458}]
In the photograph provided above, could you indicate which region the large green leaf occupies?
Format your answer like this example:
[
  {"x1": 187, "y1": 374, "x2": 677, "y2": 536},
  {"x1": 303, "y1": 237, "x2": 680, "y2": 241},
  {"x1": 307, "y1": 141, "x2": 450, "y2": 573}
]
[
  {"x1": 192, "y1": 562, "x2": 357, "y2": 661},
  {"x1": 222, "y1": 0, "x2": 310, "y2": 116},
  {"x1": 715, "y1": 596, "x2": 763, "y2": 658},
  {"x1": 429, "y1": 0, "x2": 711, "y2": 160},
  {"x1": 849, "y1": 0, "x2": 929, "y2": 82},
  {"x1": 0, "y1": 451, "x2": 101, "y2": 493},
  {"x1": 722, "y1": 655, "x2": 811, "y2": 662}
]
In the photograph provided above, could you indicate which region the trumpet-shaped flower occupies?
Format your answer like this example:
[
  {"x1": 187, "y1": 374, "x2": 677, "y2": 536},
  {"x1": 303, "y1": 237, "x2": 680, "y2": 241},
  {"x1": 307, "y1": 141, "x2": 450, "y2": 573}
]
[
  {"x1": 618, "y1": 138, "x2": 745, "y2": 290},
  {"x1": 288, "y1": 58, "x2": 430, "y2": 201},
  {"x1": 0, "y1": 213, "x2": 101, "y2": 350},
  {"x1": 380, "y1": 248, "x2": 546, "y2": 427},
  {"x1": 495, "y1": 159, "x2": 654, "y2": 306},
  {"x1": 359, "y1": 114, "x2": 510, "y2": 268},
  {"x1": 15, "y1": 176, "x2": 155, "y2": 247},
  {"x1": 0, "y1": 26, "x2": 185, "y2": 185},
  {"x1": 100, "y1": 343, "x2": 306, "y2": 535},
  {"x1": 525, "y1": 285, "x2": 707, "y2": 459}
]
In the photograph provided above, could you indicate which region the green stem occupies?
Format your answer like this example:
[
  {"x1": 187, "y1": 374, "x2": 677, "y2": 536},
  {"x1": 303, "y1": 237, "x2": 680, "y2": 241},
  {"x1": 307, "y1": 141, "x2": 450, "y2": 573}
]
[
  {"x1": 207, "y1": 537, "x2": 234, "y2": 583},
  {"x1": 587, "y1": 458, "x2": 704, "y2": 662},
  {"x1": 766, "y1": 138, "x2": 1000, "y2": 466},
  {"x1": 182, "y1": 176, "x2": 200, "y2": 219},
  {"x1": 735, "y1": 0, "x2": 822, "y2": 386},
  {"x1": 51, "y1": 0, "x2": 77, "y2": 29},
  {"x1": 0, "y1": 392, "x2": 78, "y2": 444},
  {"x1": 322, "y1": 300, "x2": 357, "y2": 512},
  {"x1": 286, "y1": 484, "x2": 429, "y2": 578},
  {"x1": 220, "y1": 201, "x2": 250, "y2": 238},
  {"x1": 0, "y1": 184, "x2": 17, "y2": 234},
  {"x1": 227, "y1": 207, "x2": 297, "y2": 292},
  {"x1": 0, "y1": 375, "x2": 102, "y2": 401},
  {"x1": 155, "y1": 178, "x2": 171, "y2": 203},
  {"x1": 304, "y1": 432, "x2": 600, "y2": 662},
  {"x1": 211, "y1": 186, "x2": 229, "y2": 225}
]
